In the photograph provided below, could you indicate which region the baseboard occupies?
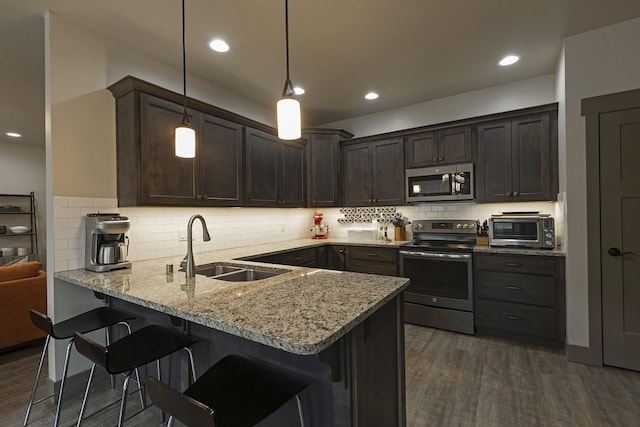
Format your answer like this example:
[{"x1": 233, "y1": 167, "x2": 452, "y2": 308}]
[{"x1": 565, "y1": 343, "x2": 596, "y2": 365}]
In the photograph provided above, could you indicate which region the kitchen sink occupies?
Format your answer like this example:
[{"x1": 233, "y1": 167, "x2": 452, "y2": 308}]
[
  {"x1": 193, "y1": 264, "x2": 243, "y2": 277},
  {"x1": 213, "y1": 269, "x2": 283, "y2": 282},
  {"x1": 184, "y1": 262, "x2": 288, "y2": 282}
]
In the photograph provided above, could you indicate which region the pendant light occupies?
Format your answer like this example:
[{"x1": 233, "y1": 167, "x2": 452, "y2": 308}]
[
  {"x1": 175, "y1": 0, "x2": 196, "y2": 158},
  {"x1": 276, "y1": 0, "x2": 301, "y2": 140}
]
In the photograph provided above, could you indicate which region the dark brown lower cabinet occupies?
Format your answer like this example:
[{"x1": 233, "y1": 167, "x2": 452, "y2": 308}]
[
  {"x1": 245, "y1": 247, "x2": 320, "y2": 268},
  {"x1": 347, "y1": 246, "x2": 398, "y2": 276},
  {"x1": 474, "y1": 253, "x2": 565, "y2": 346}
]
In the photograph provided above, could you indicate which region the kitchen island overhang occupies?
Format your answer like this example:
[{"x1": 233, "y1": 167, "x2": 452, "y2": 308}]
[{"x1": 55, "y1": 249, "x2": 409, "y2": 426}]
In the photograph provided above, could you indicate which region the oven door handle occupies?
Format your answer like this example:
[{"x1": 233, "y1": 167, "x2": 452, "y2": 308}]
[{"x1": 399, "y1": 250, "x2": 472, "y2": 260}]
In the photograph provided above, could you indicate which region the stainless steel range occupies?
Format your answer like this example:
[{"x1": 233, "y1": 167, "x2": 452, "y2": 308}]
[{"x1": 399, "y1": 219, "x2": 476, "y2": 335}]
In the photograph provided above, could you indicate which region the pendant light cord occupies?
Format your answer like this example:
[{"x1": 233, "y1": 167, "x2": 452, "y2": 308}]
[
  {"x1": 282, "y1": 0, "x2": 293, "y2": 96},
  {"x1": 181, "y1": 0, "x2": 189, "y2": 125}
]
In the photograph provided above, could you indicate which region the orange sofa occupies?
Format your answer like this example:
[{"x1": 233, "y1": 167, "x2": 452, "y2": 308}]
[{"x1": 0, "y1": 262, "x2": 47, "y2": 351}]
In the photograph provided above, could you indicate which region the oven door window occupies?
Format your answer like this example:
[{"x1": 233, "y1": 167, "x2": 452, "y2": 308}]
[
  {"x1": 493, "y1": 221, "x2": 538, "y2": 241},
  {"x1": 403, "y1": 257, "x2": 469, "y2": 300},
  {"x1": 408, "y1": 174, "x2": 452, "y2": 198}
]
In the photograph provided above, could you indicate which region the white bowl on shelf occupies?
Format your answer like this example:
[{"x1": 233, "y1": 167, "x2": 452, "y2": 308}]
[{"x1": 9, "y1": 225, "x2": 30, "y2": 234}]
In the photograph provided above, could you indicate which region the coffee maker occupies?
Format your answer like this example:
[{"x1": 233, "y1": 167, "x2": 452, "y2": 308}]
[
  {"x1": 310, "y1": 210, "x2": 329, "y2": 239},
  {"x1": 85, "y1": 213, "x2": 132, "y2": 272}
]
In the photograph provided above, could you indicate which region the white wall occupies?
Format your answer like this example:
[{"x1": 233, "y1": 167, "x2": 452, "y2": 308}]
[
  {"x1": 562, "y1": 16, "x2": 640, "y2": 348},
  {"x1": 322, "y1": 74, "x2": 556, "y2": 137}
]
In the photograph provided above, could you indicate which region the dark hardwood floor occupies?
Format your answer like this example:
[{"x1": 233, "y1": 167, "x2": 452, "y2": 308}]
[{"x1": 2, "y1": 325, "x2": 640, "y2": 426}]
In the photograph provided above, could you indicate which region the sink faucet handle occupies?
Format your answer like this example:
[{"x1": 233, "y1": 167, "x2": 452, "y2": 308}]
[{"x1": 180, "y1": 255, "x2": 188, "y2": 268}]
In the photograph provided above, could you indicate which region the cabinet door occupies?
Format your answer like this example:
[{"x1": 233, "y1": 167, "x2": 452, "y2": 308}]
[
  {"x1": 306, "y1": 133, "x2": 340, "y2": 206},
  {"x1": 342, "y1": 142, "x2": 373, "y2": 206},
  {"x1": 511, "y1": 114, "x2": 551, "y2": 201},
  {"x1": 197, "y1": 114, "x2": 244, "y2": 206},
  {"x1": 139, "y1": 94, "x2": 197, "y2": 205},
  {"x1": 372, "y1": 138, "x2": 404, "y2": 206},
  {"x1": 476, "y1": 120, "x2": 512, "y2": 202},
  {"x1": 327, "y1": 245, "x2": 347, "y2": 271},
  {"x1": 438, "y1": 126, "x2": 471, "y2": 164},
  {"x1": 405, "y1": 132, "x2": 438, "y2": 168},
  {"x1": 278, "y1": 140, "x2": 306, "y2": 207},
  {"x1": 246, "y1": 128, "x2": 278, "y2": 206}
]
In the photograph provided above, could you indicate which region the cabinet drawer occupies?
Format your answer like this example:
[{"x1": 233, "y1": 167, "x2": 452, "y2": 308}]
[
  {"x1": 475, "y1": 254, "x2": 555, "y2": 275},
  {"x1": 348, "y1": 247, "x2": 398, "y2": 263},
  {"x1": 348, "y1": 259, "x2": 397, "y2": 276},
  {"x1": 475, "y1": 299, "x2": 557, "y2": 339},
  {"x1": 270, "y1": 247, "x2": 317, "y2": 266},
  {"x1": 476, "y1": 271, "x2": 556, "y2": 307}
]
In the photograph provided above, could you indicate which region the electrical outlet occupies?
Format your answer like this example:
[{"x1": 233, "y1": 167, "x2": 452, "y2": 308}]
[{"x1": 178, "y1": 228, "x2": 188, "y2": 241}]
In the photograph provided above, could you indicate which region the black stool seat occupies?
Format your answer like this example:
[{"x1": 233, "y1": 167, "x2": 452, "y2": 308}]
[
  {"x1": 76, "y1": 324, "x2": 197, "y2": 374},
  {"x1": 25, "y1": 307, "x2": 136, "y2": 427},
  {"x1": 30, "y1": 307, "x2": 135, "y2": 339},
  {"x1": 74, "y1": 324, "x2": 198, "y2": 427},
  {"x1": 148, "y1": 354, "x2": 308, "y2": 427}
]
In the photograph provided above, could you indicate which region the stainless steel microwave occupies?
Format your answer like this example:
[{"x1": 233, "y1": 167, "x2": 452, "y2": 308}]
[
  {"x1": 489, "y1": 215, "x2": 555, "y2": 249},
  {"x1": 406, "y1": 163, "x2": 474, "y2": 202}
]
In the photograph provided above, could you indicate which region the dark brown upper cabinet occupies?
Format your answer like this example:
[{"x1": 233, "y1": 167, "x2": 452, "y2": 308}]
[
  {"x1": 342, "y1": 137, "x2": 404, "y2": 206},
  {"x1": 197, "y1": 113, "x2": 244, "y2": 206},
  {"x1": 108, "y1": 76, "x2": 269, "y2": 207},
  {"x1": 303, "y1": 129, "x2": 353, "y2": 207},
  {"x1": 405, "y1": 125, "x2": 471, "y2": 168},
  {"x1": 245, "y1": 127, "x2": 306, "y2": 207},
  {"x1": 476, "y1": 111, "x2": 558, "y2": 202}
]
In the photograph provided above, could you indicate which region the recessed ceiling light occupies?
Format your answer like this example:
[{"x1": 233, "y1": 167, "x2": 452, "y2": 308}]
[
  {"x1": 208, "y1": 39, "x2": 229, "y2": 53},
  {"x1": 499, "y1": 55, "x2": 520, "y2": 66},
  {"x1": 365, "y1": 92, "x2": 379, "y2": 100},
  {"x1": 293, "y1": 86, "x2": 305, "y2": 95},
  {"x1": 6, "y1": 132, "x2": 21, "y2": 138}
]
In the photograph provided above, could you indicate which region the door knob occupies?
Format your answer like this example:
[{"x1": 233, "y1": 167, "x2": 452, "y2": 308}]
[{"x1": 608, "y1": 247, "x2": 634, "y2": 257}]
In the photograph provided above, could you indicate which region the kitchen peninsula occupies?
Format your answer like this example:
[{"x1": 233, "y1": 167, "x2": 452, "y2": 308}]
[{"x1": 55, "y1": 239, "x2": 409, "y2": 426}]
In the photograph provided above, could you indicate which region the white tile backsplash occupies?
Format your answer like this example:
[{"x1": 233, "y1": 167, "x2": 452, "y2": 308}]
[{"x1": 53, "y1": 197, "x2": 564, "y2": 272}]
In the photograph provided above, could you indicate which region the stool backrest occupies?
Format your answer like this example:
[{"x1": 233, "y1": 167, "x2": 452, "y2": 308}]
[
  {"x1": 29, "y1": 309, "x2": 53, "y2": 335},
  {"x1": 73, "y1": 331, "x2": 109, "y2": 371},
  {"x1": 147, "y1": 377, "x2": 216, "y2": 427}
]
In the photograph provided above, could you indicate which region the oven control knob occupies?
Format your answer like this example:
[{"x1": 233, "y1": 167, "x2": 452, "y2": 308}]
[
  {"x1": 469, "y1": 223, "x2": 475, "y2": 229},
  {"x1": 432, "y1": 297, "x2": 437, "y2": 303},
  {"x1": 415, "y1": 223, "x2": 424, "y2": 230},
  {"x1": 456, "y1": 224, "x2": 462, "y2": 229},
  {"x1": 463, "y1": 224, "x2": 469, "y2": 229}
]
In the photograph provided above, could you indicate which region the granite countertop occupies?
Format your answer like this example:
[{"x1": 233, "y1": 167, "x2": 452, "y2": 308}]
[
  {"x1": 55, "y1": 238, "x2": 409, "y2": 356},
  {"x1": 472, "y1": 244, "x2": 565, "y2": 257}
]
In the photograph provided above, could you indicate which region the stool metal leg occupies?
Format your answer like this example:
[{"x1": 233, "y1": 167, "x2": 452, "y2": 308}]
[
  {"x1": 118, "y1": 374, "x2": 132, "y2": 427},
  {"x1": 53, "y1": 338, "x2": 75, "y2": 427},
  {"x1": 76, "y1": 363, "x2": 96, "y2": 427},
  {"x1": 23, "y1": 335, "x2": 50, "y2": 426},
  {"x1": 296, "y1": 395, "x2": 305, "y2": 427}
]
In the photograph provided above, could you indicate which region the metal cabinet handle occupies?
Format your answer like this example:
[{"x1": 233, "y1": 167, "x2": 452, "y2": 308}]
[
  {"x1": 438, "y1": 157, "x2": 444, "y2": 161},
  {"x1": 293, "y1": 256, "x2": 302, "y2": 261},
  {"x1": 504, "y1": 262, "x2": 523, "y2": 267},
  {"x1": 505, "y1": 285, "x2": 522, "y2": 291},
  {"x1": 608, "y1": 247, "x2": 634, "y2": 257},
  {"x1": 505, "y1": 314, "x2": 523, "y2": 321},
  {"x1": 432, "y1": 158, "x2": 437, "y2": 162},
  {"x1": 338, "y1": 249, "x2": 344, "y2": 254},
  {"x1": 366, "y1": 253, "x2": 379, "y2": 257},
  {"x1": 506, "y1": 192, "x2": 513, "y2": 198},
  {"x1": 513, "y1": 191, "x2": 519, "y2": 197}
]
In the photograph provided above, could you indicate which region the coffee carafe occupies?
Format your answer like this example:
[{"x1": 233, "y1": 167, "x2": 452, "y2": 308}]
[{"x1": 85, "y1": 213, "x2": 132, "y2": 272}]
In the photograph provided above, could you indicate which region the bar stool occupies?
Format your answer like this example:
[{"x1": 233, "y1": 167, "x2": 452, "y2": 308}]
[
  {"x1": 24, "y1": 307, "x2": 136, "y2": 427},
  {"x1": 74, "y1": 324, "x2": 197, "y2": 427},
  {"x1": 147, "y1": 354, "x2": 308, "y2": 427}
]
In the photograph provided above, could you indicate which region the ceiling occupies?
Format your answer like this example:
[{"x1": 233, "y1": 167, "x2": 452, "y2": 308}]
[{"x1": 3, "y1": 0, "x2": 640, "y2": 146}]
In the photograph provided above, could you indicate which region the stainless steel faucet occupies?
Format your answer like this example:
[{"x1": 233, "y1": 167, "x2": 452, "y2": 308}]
[{"x1": 182, "y1": 214, "x2": 211, "y2": 278}]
